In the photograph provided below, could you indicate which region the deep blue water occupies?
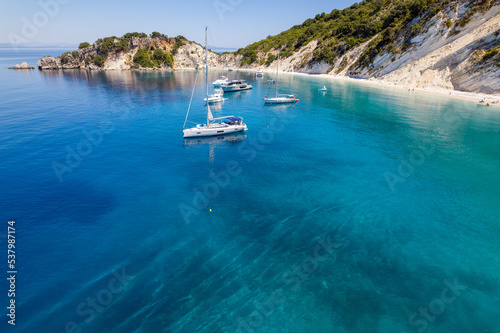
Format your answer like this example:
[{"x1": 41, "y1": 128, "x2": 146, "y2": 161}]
[{"x1": 1, "y1": 48, "x2": 500, "y2": 333}]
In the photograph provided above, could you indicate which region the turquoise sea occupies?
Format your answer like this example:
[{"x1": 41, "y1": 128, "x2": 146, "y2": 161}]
[{"x1": 1, "y1": 48, "x2": 499, "y2": 333}]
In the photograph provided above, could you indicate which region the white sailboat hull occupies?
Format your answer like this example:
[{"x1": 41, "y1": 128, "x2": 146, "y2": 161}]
[
  {"x1": 264, "y1": 97, "x2": 298, "y2": 104},
  {"x1": 183, "y1": 123, "x2": 247, "y2": 138},
  {"x1": 264, "y1": 52, "x2": 298, "y2": 105},
  {"x1": 204, "y1": 97, "x2": 228, "y2": 103}
]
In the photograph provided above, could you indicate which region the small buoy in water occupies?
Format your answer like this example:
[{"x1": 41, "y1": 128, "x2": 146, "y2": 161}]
[{"x1": 209, "y1": 209, "x2": 212, "y2": 212}]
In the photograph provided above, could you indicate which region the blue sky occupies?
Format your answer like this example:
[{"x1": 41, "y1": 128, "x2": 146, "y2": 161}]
[{"x1": 0, "y1": 0, "x2": 356, "y2": 48}]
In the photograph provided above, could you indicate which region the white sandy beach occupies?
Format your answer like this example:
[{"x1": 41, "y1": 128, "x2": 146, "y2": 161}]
[{"x1": 249, "y1": 68, "x2": 500, "y2": 108}]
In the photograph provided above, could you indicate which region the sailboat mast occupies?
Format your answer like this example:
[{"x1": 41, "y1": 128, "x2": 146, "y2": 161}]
[
  {"x1": 205, "y1": 26, "x2": 209, "y2": 127},
  {"x1": 276, "y1": 52, "x2": 279, "y2": 97}
]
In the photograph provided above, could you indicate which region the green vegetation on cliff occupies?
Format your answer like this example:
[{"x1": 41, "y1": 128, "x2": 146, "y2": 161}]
[
  {"x1": 93, "y1": 55, "x2": 105, "y2": 67},
  {"x1": 78, "y1": 42, "x2": 90, "y2": 49},
  {"x1": 235, "y1": 0, "x2": 498, "y2": 69},
  {"x1": 132, "y1": 47, "x2": 174, "y2": 68},
  {"x1": 73, "y1": 32, "x2": 184, "y2": 68}
]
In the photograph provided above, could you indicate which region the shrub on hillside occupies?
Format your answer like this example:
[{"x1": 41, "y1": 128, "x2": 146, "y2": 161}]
[
  {"x1": 266, "y1": 54, "x2": 276, "y2": 65},
  {"x1": 95, "y1": 36, "x2": 129, "y2": 56},
  {"x1": 133, "y1": 47, "x2": 174, "y2": 68},
  {"x1": 172, "y1": 40, "x2": 185, "y2": 55},
  {"x1": 483, "y1": 49, "x2": 498, "y2": 60},
  {"x1": 78, "y1": 42, "x2": 90, "y2": 49},
  {"x1": 133, "y1": 48, "x2": 155, "y2": 68},
  {"x1": 93, "y1": 55, "x2": 105, "y2": 67},
  {"x1": 150, "y1": 31, "x2": 168, "y2": 39}
]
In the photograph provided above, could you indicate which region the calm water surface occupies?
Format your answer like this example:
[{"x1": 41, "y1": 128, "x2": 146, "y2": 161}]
[{"x1": 0, "y1": 49, "x2": 499, "y2": 333}]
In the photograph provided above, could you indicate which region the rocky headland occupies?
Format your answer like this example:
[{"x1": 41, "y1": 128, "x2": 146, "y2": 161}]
[{"x1": 36, "y1": 0, "x2": 500, "y2": 96}]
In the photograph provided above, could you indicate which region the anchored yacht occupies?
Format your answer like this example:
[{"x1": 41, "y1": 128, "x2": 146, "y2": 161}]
[
  {"x1": 212, "y1": 76, "x2": 228, "y2": 87},
  {"x1": 222, "y1": 80, "x2": 253, "y2": 92},
  {"x1": 264, "y1": 53, "x2": 298, "y2": 104},
  {"x1": 204, "y1": 88, "x2": 227, "y2": 103},
  {"x1": 182, "y1": 27, "x2": 248, "y2": 138}
]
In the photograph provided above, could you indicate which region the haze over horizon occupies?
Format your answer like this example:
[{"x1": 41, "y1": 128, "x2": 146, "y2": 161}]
[{"x1": 0, "y1": 0, "x2": 356, "y2": 49}]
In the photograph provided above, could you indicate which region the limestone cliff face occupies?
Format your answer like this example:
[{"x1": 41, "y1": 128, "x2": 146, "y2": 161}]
[
  {"x1": 38, "y1": 45, "x2": 99, "y2": 70},
  {"x1": 37, "y1": 37, "x2": 235, "y2": 71},
  {"x1": 241, "y1": 3, "x2": 500, "y2": 94},
  {"x1": 37, "y1": 3, "x2": 500, "y2": 94}
]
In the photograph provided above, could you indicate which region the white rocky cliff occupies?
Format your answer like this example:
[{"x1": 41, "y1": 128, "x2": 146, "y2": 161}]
[{"x1": 37, "y1": 3, "x2": 500, "y2": 94}]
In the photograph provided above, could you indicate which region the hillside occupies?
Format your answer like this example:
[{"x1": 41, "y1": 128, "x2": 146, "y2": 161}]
[
  {"x1": 37, "y1": 32, "x2": 227, "y2": 70},
  {"x1": 234, "y1": 0, "x2": 500, "y2": 93},
  {"x1": 37, "y1": 0, "x2": 500, "y2": 94}
]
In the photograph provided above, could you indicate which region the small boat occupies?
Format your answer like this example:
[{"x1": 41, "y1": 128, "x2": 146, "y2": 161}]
[
  {"x1": 256, "y1": 70, "x2": 264, "y2": 77},
  {"x1": 264, "y1": 94, "x2": 299, "y2": 104},
  {"x1": 264, "y1": 53, "x2": 298, "y2": 104},
  {"x1": 477, "y1": 103, "x2": 490, "y2": 107},
  {"x1": 212, "y1": 76, "x2": 228, "y2": 87},
  {"x1": 204, "y1": 88, "x2": 228, "y2": 103},
  {"x1": 268, "y1": 80, "x2": 276, "y2": 84},
  {"x1": 221, "y1": 80, "x2": 253, "y2": 92},
  {"x1": 182, "y1": 27, "x2": 247, "y2": 138},
  {"x1": 227, "y1": 69, "x2": 233, "y2": 72},
  {"x1": 319, "y1": 86, "x2": 327, "y2": 91}
]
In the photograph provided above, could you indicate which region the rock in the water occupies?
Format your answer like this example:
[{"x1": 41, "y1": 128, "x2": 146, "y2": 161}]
[
  {"x1": 37, "y1": 56, "x2": 62, "y2": 70},
  {"x1": 9, "y1": 62, "x2": 34, "y2": 69}
]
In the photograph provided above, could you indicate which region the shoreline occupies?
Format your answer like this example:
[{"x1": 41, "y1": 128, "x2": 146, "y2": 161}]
[
  {"x1": 16, "y1": 61, "x2": 500, "y2": 107},
  {"x1": 249, "y1": 69, "x2": 500, "y2": 108}
]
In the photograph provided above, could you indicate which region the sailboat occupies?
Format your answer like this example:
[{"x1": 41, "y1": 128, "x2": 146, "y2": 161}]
[
  {"x1": 264, "y1": 53, "x2": 298, "y2": 104},
  {"x1": 182, "y1": 27, "x2": 247, "y2": 138},
  {"x1": 256, "y1": 53, "x2": 264, "y2": 77}
]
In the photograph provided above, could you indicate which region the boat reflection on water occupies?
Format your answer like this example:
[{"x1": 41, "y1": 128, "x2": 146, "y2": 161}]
[
  {"x1": 264, "y1": 102, "x2": 297, "y2": 111},
  {"x1": 184, "y1": 132, "x2": 247, "y2": 163},
  {"x1": 183, "y1": 132, "x2": 247, "y2": 146}
]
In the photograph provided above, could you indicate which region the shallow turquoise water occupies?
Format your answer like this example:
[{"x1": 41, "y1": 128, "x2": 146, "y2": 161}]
[{"x1": 1, "y1": 49, "x2": 500, "y2": 333}]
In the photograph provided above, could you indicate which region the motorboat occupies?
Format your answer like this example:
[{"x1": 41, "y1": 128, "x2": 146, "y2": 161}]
[
  {"x1": 204, "y1": 88, "x2": 227, "y2": 103},
  {"x1": 256, "y1": 70, "x2": 264, "y2": 77},
  {"x1": 319, "y1": 86, "x2": 327, "y2": 91},
  {"x1": 221, "y1": 80, "x2": 253, "y2": 92},
  {"x1": 182, "y1": 27, "x2": 248, "y2": 138},
  {"x1": 212, "y1": 76, "x2": 229, "y2": 87}
]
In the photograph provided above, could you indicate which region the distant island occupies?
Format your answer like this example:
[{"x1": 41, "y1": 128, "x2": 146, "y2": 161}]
[{"x1": 37, "y1": 0, "x2": 500, "y2": 95}]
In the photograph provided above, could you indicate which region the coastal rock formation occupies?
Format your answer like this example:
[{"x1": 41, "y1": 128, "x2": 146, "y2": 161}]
[
  {"x1": 36, "y1": 0, "x2": 500, "y2": 95},
  {"x1": 37, "y1": 37, "x2": 210, "y2": 71},
  {"x1": 232, "y1": 0, "x2": 500, "y2": 95},
  {"x1": 37, "y1": 57, "x2": 62, "y2": 70},
  {"x1": 243, "y1": 3, "x2": 500, "y2": 94},
  {"x1": 9, "y1": 62, "x2": 34, "y2": 69}
]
